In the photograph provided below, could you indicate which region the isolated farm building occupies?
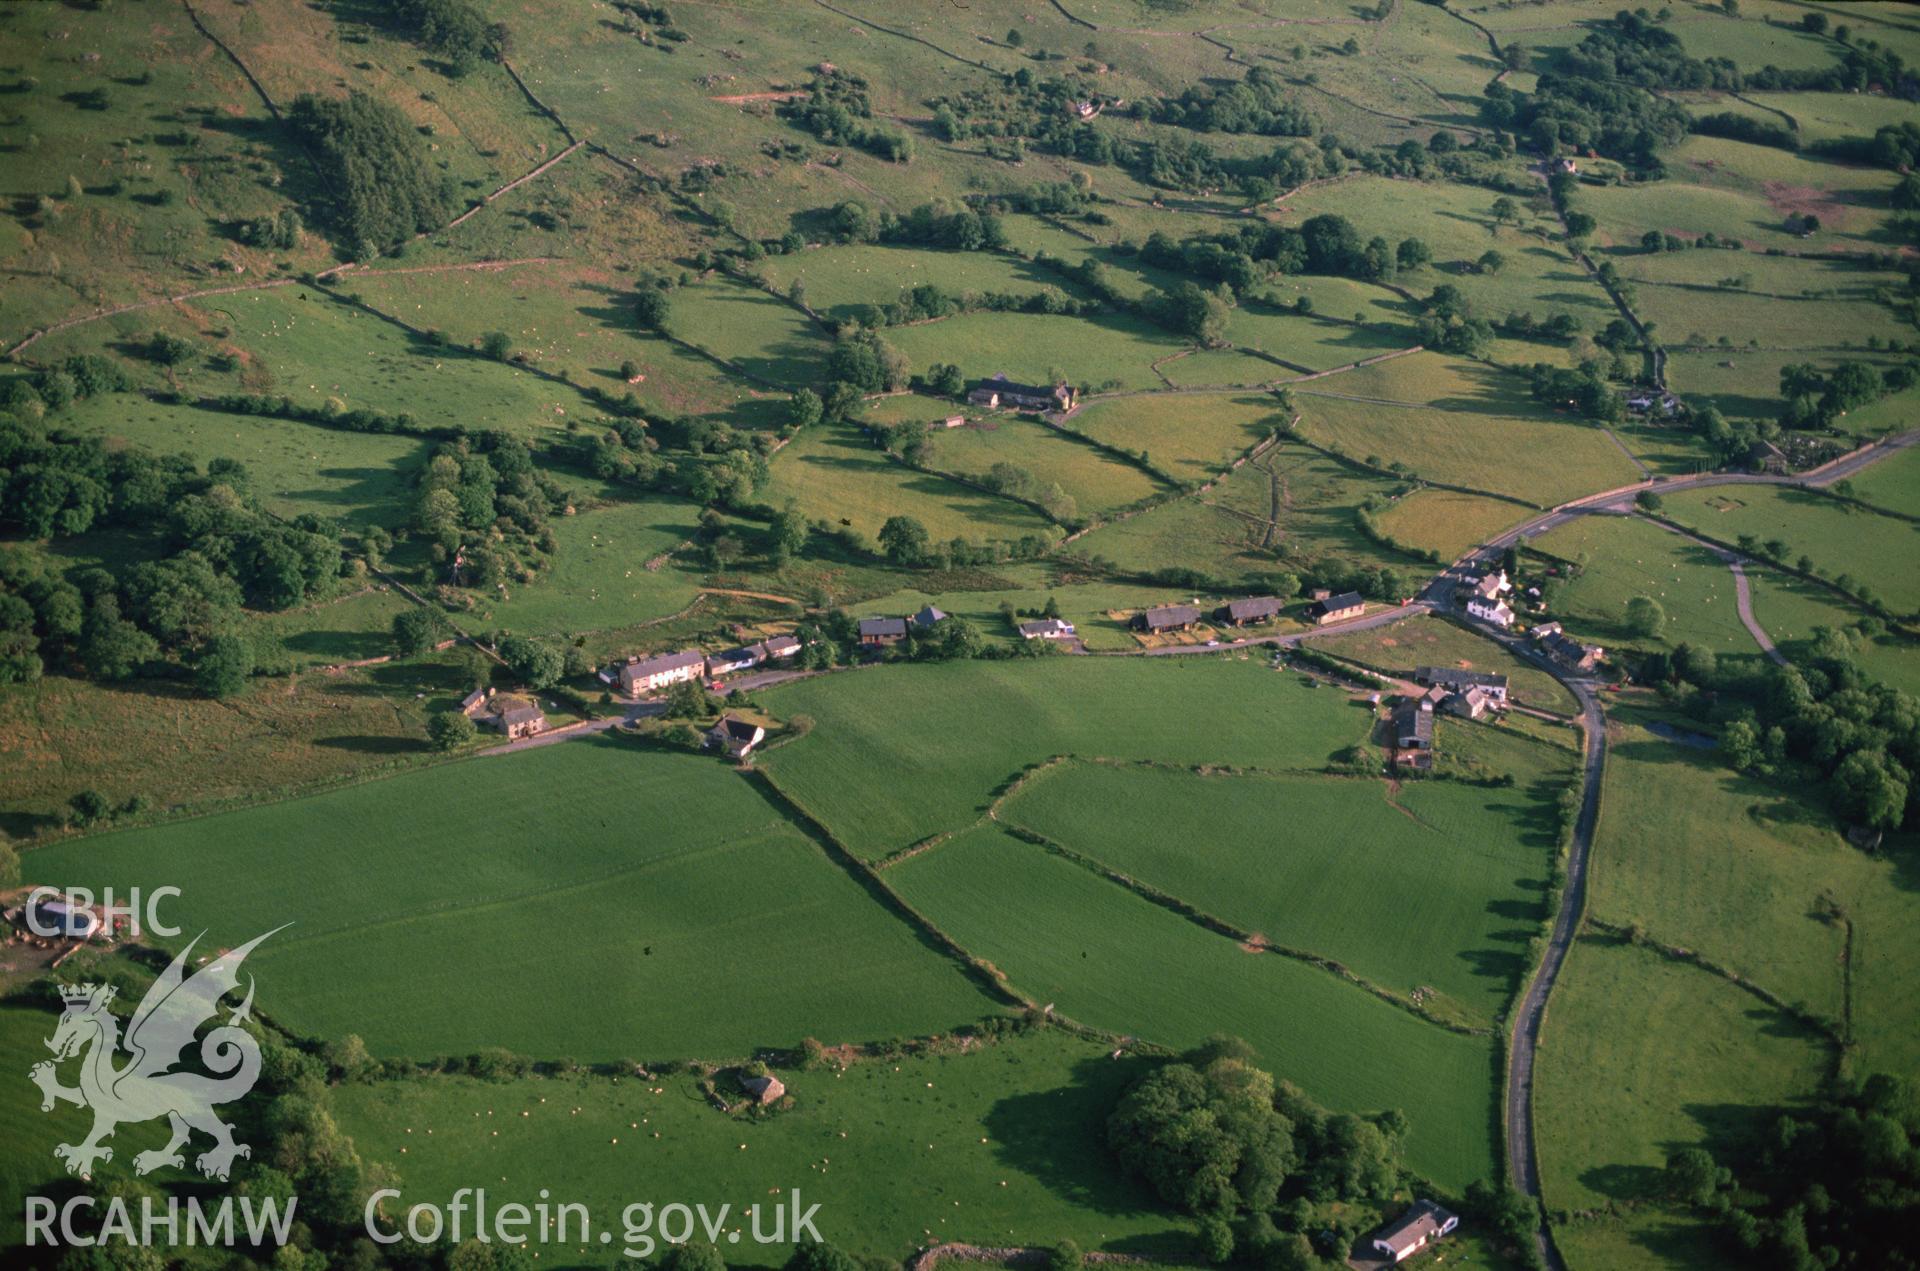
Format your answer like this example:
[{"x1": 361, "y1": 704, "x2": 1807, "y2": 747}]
[
  {"x1": 708, "y1": 645, "x2": 764, "y2": 676},
  {"x1": 459, "y1": 686, "x2": 494, "y2": 717},
  {"x1": 911, "y1": 604, "x2": 950, "y2": 628},
  {"x1": 1392, "y1": 698, "x2": 1435, "y2": 750},
  {"x1": 1306, "y1": 592, "x2": 1365, "y2": 625},
  {"x1": 616, "y1": 648, "x2": 709, "y2": 695},
  {"x1": 23, "y1": 896, "x2": 101, "y2": 940},
  {"x1": 707, "y1": 715, "x2": 767, "y2": 758},
  {"x1": 741, "y1": 1073, "x2": 786, "y2": 1105},
  {"x1": 858, "y1": 616, "x2": 909, "y2": 647},
  {"x1": 492, "y1": 704, "x2": 547, "y2": 740},
  {"x1": 1413, "y1": 667, "x2": 1509, "y2": 703},
  {"x1": 1133, "y1": 604, "x2": 1200, "y2": 633},
  {"x1": 1018, "y1": 618, "x2": 1077, "y2": 640},
  {"x1": 939, "y1": 414, "x2": 966, "y2": 429},
  {"x1": 966, "y1": 373, "x2": 1077, "y2": 412},
  {"x1": 1371, "y1": 1200, "x2": 1458, "y2": 1264},
  {"x1": 1215, "y1": 596, "x2": 1284, "y2": 627}
]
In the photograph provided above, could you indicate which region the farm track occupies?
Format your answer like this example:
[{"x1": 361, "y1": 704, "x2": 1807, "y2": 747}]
[{"x1": 1637, "y1": 515, "x2": 1788, "y2": 666}]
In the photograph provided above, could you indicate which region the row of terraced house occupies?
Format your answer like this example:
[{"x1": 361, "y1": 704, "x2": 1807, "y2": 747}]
[{"x1": 600, "y1": 635, "x2": 804, "y2": 696}]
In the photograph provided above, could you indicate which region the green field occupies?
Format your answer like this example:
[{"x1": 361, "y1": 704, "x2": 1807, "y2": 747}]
[
  {"x1": 890, "y1": 824, "x2": 1500, "y2": 1188},
  {"x1": 887, "y1": 313, "x2": 1190, "y2": 397},
  {"x1": 757, "y1": 657, "x2": 1370, "y2": 860},
  {"x1": 766, "y1": 423, "x2": 1060, "y2": 546},
  {"x1": 1588, "y1": 706, "x2": 1920, "y2": 1074},
  {"x1": 463, "y1": 493, "x2": 708, "y2": 634},
  {"x1": 998, "y1": 757, "x2": 1567, "y2": 1022},
  {"x1": 1848, "y1": 443, "x2": 1920, "y2": 520},
  {"x1": 23, "y1": 742, "x2": 1001, "y2": 1059},
  {"x1": 1532, "y1": 513, "x2": 1757, "y2": 655},
  {"x1": 916, "y1": 416, "x2": 1168, "y2": 518},
  {"x1": 1068, "y1": 392, "x2": 1287, "y2": 482},
  {"x1": 1534, "y1": 935, "x2": 1829, "y2": 1265},
  {"x1": 1742, "y1": 569, "x2": 1920, "y2": 697},
  {"x1": 1662, "y1": 485, "x2": 1920, "y2": 615},
  {"x1": 1374, "y1": 489, "x2": 1530, "y2": 560}
]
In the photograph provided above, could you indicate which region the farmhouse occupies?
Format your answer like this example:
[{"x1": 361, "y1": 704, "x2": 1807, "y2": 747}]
[
  {"x1": 859, "y1": 617, "x2": 908, "y2": 647},
  {"x1": 492, "y1": 703, "x2": 547, "y2": 739},
  {"x1": 1446, "y1": 686, "x2": 1496, "y2": 719},
  {"x1": 1018, "y1": 618, "x2": 1077, "y2": 640},
  {"x1": 707, "y1": 715, "x2": 766, "y2": 758},
  {"x1": 1413, "y1": 668, "x2": 1509, "y2": 703},
  {"x1": 1214, "y1": 596, "x2": 1284, "y2": 627},
  {"x1": 1371, "y1": 1200, "x2": 1459, "y2": 1264},
  {"x1": 613, "y1": 648, "x2": 708, "y2": 695},
  {"x1": 742, "y1": 1073, "x2": 786, "y2": 1105},
  {"x1": 1470, "y1": 571, "x2": 1510, "y2": 602},
  {"x1": 1467, "y1": 595, "x2": 1515, "y2": 628},
  {"x1": 1536, "y1": 627, "x2": 1605, "y2": 673},
  {"x1": 912, "y1": 604, "x2": 950, "y2": 628},
  {"x1": 1133, "y1": 604, "x2": 1201, "y2": 633},
  {"x1": 1306, "y1": 591, "x2": 1365, "y2": 625},
  {"x1": 966, "y1": 373, "x2": 1078, "y2": 413}
]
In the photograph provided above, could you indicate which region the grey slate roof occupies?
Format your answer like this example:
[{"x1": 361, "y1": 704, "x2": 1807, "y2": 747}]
[
  {"x1": 1220, "y1": 596, "x2": 1284, "y2": 622},
  {"x1": 859, "y1": 616, "x2": 908, "y2": 638},
  {"x1": 1139, "y1": 603, "x2": 1201, "y2": 630},
  {"x1": 1414, "y1": 667, "x2": 1509, "y2": 692},
  {"x1": 1307, "y1": 591, "x2": 1365, "y2": 618}
]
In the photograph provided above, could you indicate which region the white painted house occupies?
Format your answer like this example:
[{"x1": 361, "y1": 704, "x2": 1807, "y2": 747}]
[
  {"x1": 612, "y1": 648, "x2": 708, "y2": 695},
  {"x1": 1372, "y1": 1200, "x2": 1459, "y2": 1264}
]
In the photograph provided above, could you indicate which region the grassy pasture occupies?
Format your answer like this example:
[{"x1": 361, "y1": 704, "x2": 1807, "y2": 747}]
[
  {"x1": 887, "y1": 312, "x2": 1189, "y2": 396},
  {"x1": 23, "y1": 742, "x2": 1001, "y2": 1059},
  {"x1": 666, "y1": 275, "x2": 832, "y2": 388},
  {"x1": 1260, "y1": 273, "x2": 1410, "y2": 329},
  {"x1": 1156, "y1": 348, "x2": 1290, "y2": 389},
  {"x1": 1295, "y1": 392, "x2": 1635, "y2": 508},
  {"x1": 920, "y1": 416, "x2": 1169, "y2": 518},
  {"x1": 1069, "y1": 444, "x2": 1413, "y2": 586},
  {"x1": 64, "y1": 392, "x2": 427, "y2": 527},
  {"x1": 1617, "y1": 253, "x2": 1905, "y2": 352},
  {"x1": 757, "y1": 657, "x2": 1370, "y2": 860},
  {"x1": 1309, "y1": 614, "x2": 1580, "y2": 715},
  {"x1": 330, "y1": 1030, "x2": 1183, "y2": 1263},
  {"x1": 1586, "y1": 705, "x2": 1920, "y2": 1069},
  {"x1": 1742, "y1": 571, "x2": 1920, "y2": 698},
  {"x1": 0, "y1": 658, "x2": 467, "y2": 843},
  {"x1": 1582, "y1": 136, "x2": 1898, "y2": 255},
  {"x1": 1849, "y1": 443, "x2": 1920, "y2": 519},
  {"x1": 0, "y1": 0, "x2": 331, "y2": 337},
  {"x1": 464, "y1": 494, "x2": 708, "y2": 635},
  {"x1": 338, "y1": 257, "x2": 785, "y2": 423},
  {"x1": 889, "y1": 825, "x2": 1500, "y2": 1188},
  {"x1": 1068, "y1": 392, "x2": 1285, "y2": 482},
  {"x1": 1373, "y1": 489, "x2": 1529, "y2": 560},
  {"x1": 246, "y1": 585, "x2": 418, "y2": 670},
  {"x1": 1662, "y1": 485, "x2": 1920, "y2": 614},
  {"x1": 1221, "y1": 309, "x2": 1411, "y2": 373},
  {"x1": 1743, "y1": 90, "x2": 1920, "y2": 145},
  {"x1": 757, "y1": 246, "x2": 1084, "y2": 324},
  {"x1": 1532, "y1": 513, "x2": 1758, "y2": 655},
  {"x1": 1664, "y1": 347, "x2": 1914, "y2": 426},
  {"x1": 1534, "y1": 935, "x2": 1829, "y2": 1256},
  {"x1": 766, "y1": 424, "x2": 1059, "y2": 545},
  {"x1": 1281, "y1": 176, "x2": 1616, "y2": 326},
  {"x1": 999, "y1": 759, "x2": 1564, "y2": 1022}
]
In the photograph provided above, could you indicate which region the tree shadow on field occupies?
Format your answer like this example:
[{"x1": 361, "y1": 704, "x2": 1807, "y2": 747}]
[{"x1": 981, "y1": 1052, "x2": 1190, "y2": 1252}]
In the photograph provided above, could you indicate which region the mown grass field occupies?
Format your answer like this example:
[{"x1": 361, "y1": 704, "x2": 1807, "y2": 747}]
[
  {"x1": 65, "y1": 393, "x2": 426, "y2": 527},
  {"x1": 919, "y1": 416, "x2": 1168, "y2": 518},
  {"x1": 1374, "y1": 489, "x2": 1529, "y2": 561},
  {"x1": 1848, "y1": 443, "x2": 1920, "y2": 519},
  {"x1": 331, "y1": 1029, "x2": 1184, "y2": 1263},
  {"x1": 1068, "y1": 392, "x2": 1286, "y2": 482},
  {"x1": 999, "y1": 758, "x2": 1565, "y2": 1023},
  {"x1": 890, "y1": 825, "x2": 1499, "y2": 1188},
  {"x1": 757, "y1": 245, "x2": 1085, "y2": 325},
  {"x1": 1532, "y1": 514, "x2": 1757, "y2": 655},
  {"x1": 1663, "y1": 485, "x2": 1920, "y2": 614},
  {"x1": 1742, "y1": 570, "x2": 1920, "y2": 698},
  {"x1": 766, "y1": 423, "x2": 1060, "y2": 546},
  {"x1": 23, "y1": 742, "x2": 1001, "y2": 1059},
  {"x1": 1310, "y1": 614, "x2": 1580, "y2": 715},
  {"x1": 1617, "y1": 253, "x2": 1904, "y2": 352},
  {"x1": 757, "y1": 657, "x2": 1370, "y2": 860},
  {"x1": 1220, "y1": 308, "x2": 1410, "y2": 373},
  {"x1": 667, "y1": 276, "x2": 832, "y2": 388},
  {"x1": 1588, "y1": 705, "x2": 1920, "y2": 1075},
  {"x1": 1533, "y1": 935, "x2": 1829, "y2": 1264}
]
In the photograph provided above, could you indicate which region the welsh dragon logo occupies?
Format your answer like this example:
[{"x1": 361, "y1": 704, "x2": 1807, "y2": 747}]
[{"x1": 29, "y1": 928, "x2": 283, "y2": 1181}]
